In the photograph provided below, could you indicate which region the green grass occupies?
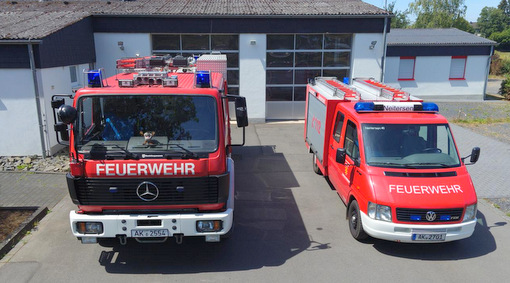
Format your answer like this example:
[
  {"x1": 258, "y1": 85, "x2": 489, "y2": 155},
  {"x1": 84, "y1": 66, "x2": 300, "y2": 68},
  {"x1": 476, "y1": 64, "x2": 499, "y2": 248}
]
[
  {"x1": 496, "y1": 50, "x2": 510, "y2": 60},
  {"x1": 451, "y1": 117, "x2": 510, "y2": 124}
]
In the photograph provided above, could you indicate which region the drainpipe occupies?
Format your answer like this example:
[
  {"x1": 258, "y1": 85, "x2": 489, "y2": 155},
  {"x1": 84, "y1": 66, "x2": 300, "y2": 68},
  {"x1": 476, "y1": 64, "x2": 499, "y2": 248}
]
[
  {"x1": 381, "y1": 1, "x2": 389, "y2": 82},
  {"x1": 28, "y1": 41, "x2": 47, "y2": 158},
  {"x1": 483, "y1": 45, "x2": 495, "y2": 100}
]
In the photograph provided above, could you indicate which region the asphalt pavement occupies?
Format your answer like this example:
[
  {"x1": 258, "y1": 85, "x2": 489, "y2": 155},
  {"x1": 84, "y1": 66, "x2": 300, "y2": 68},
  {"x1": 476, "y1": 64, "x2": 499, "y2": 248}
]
[{"x1": 1, "y1": 107, "x2": 510, "y2": 281}]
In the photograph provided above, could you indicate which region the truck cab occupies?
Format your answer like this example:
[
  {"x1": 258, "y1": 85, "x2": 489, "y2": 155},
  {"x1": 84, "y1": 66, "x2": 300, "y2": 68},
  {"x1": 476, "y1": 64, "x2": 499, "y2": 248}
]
[
  {"x1": 52, "y1": 54, "x2": 248, "y2": 245},
  {"x1": 305, "y1": 77, "x2": 480, "y2": 243}
]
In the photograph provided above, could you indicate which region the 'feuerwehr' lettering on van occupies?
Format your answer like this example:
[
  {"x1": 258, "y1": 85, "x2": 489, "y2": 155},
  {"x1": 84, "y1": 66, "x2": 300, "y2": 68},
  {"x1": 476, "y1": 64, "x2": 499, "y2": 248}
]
[
  {"x1": 96, "y1": 163, "x2": 195, "y2": 176},
  {"x1": 389, "y1": 184, "x2": 463, "y2": 194}
]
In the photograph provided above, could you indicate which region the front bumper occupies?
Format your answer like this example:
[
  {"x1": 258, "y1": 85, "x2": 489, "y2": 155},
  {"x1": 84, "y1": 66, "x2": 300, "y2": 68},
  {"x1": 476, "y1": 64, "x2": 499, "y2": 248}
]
[
  {"x1": 360, "y1": 211, "x2": 477, "y2": 243},
  {"x1": 70, "y1": 209, "x2": 233, "y2": 240}
]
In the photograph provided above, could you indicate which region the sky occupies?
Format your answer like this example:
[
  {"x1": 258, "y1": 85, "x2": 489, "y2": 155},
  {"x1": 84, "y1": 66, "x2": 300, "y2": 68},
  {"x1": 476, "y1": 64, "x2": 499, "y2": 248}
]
[{"x1": 363, "y1": 0, "x2": 503, "y2": 23}]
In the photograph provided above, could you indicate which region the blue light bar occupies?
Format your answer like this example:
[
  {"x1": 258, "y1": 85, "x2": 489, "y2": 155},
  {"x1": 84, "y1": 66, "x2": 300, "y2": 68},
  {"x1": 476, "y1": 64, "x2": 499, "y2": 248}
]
[
  {"x1": 195, "y1": 71, "x2": 211, "y2": 88},
  {"x1": 440, "y1": 215, "x2": 451, "y2": 221},
  {"x1": 87, "y1": 69, "x2": 103, "y2": 88},
  {"x1": 422, "y1": 102, "x2": 439, "y2": 112},
  {"x1": 354, "y1": 102, "x2": 375, "y2": 112}
]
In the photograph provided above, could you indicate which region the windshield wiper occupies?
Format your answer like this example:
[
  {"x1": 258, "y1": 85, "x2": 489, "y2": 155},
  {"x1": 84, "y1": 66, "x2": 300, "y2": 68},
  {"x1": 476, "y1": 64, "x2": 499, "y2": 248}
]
[
  {"x1": 111, "y1": 144, "x2": 140, "y2": 160},
  {"x1": 406, "y1": 162, "x2": 451, "y2": 168},
  {"x1": 89, "y1": 143, "x2": 139, "y2": 160},
  {"x1": 164, "y1": 144, "x2": 199, "y2": 159},
  {"x1": 369, "y1": 162, "x2": 411, "y2": 168}
]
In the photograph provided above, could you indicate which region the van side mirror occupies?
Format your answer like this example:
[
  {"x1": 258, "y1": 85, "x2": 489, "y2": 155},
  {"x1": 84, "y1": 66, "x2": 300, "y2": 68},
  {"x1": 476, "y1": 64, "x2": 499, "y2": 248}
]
[
  {"x1": 234, "y1": 96, "x2": 248, "y2": 128},
  {"x1": 336, "y1": 148, "x2": 346, "y2": 164},
  {"x1": 462, "y1": 147, "x2": 480, "y2": 165}
]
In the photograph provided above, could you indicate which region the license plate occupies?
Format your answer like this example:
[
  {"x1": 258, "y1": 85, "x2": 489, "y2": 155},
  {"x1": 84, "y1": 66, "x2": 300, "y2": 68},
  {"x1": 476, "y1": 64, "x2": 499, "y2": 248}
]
[
  {"x1": 412, "y1": 233, "x2": 446, "y2": 241},
  {"x1": 131, "y1": 229, "x2": 169, "y2": 238}
]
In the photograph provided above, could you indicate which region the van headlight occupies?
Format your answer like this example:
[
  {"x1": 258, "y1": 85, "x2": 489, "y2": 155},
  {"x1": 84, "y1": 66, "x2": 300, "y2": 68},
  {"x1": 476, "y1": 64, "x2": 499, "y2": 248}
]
[
  {"x1": 368, "y1": 202, "x2": 392, "y2": 222},
  {"x1": 463, "y1": 204, "x2": 477, "y2": 222}
]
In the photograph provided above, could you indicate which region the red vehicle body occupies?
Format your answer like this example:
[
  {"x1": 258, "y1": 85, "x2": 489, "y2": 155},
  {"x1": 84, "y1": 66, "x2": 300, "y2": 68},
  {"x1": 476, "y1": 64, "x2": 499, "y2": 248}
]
[
  {"x1": 304, "y1": 77, "x2": 480, "y2": 243},
  {"x1": 52, "y1": 54, "x2": 248, "y2": 244}
]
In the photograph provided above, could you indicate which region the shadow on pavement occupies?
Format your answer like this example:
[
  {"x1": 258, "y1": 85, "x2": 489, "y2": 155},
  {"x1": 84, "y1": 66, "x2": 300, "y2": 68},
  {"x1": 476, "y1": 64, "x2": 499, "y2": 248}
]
[
  {"x1": 371, "y1": 210, "x2": 502, "y2": 260},
  {"x1": 98, "y1": 145, "x2": 311, "y2": 273}
]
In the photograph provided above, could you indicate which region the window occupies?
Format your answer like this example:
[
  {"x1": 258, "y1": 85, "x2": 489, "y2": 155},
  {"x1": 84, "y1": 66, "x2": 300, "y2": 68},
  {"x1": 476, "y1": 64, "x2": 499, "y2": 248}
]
[
  {"x1": 70, "y1": 66, "x2": 78, "y2": 85},
  {"x1": 266, "y1": 34, "x2": 352, "y2": 102},
  {"x1": 332, "y1": 112, "x2": 345, "y2": 142},
  {"x1": 151, "y1": 34, "x2": 239, "y2": 94},
  {"x1": 344, "y1": 120, "x2": 359, "y2": 160},
  {"x1": 398, "y1": 57, "x2": 415, "y2": 80},
  {"x1": 449, "y1": 56, "x2": 467, "y2": 80}
]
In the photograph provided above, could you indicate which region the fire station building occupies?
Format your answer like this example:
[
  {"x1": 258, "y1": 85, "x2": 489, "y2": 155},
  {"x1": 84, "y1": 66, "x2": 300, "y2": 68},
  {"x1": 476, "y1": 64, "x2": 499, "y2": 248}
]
[{"x1": 0, "y1": 0, "x2": 494, "y2": 156}]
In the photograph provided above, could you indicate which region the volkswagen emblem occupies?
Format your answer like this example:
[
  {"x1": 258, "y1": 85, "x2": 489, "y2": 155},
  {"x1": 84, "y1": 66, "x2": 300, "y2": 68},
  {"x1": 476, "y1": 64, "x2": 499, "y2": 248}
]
[
  {"x1": 136, "y1": 181, "x2": 159, "y2": 202},
  {"x1": 425, "y1": 211, "x2": 437, "y2": 222}
]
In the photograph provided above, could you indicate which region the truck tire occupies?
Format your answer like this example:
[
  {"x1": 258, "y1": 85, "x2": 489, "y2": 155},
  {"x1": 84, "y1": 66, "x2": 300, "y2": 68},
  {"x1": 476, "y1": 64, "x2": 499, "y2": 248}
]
[
  {"x1": 348, "y1": 200, "x2": 368, "y2": 241},
  {"x1": 312, "y1": 153, "x2": 323, "y2": 175}
]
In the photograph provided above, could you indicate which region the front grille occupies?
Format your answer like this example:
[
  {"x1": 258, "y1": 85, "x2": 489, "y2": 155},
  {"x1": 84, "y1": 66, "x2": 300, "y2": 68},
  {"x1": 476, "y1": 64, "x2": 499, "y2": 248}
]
[
  {"x1": 396, "y1": 208, "x2": 464, "y2": 223},
  {"x1": 73, "y1": 175, "x2": 228, "y2": 206},
  {"x1": 385, "y1": 171, "x2": 457, "y2": 177}
]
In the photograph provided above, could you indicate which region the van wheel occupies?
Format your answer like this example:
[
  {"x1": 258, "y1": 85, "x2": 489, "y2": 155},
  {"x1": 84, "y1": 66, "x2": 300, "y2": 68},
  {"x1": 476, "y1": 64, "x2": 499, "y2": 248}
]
[
  {"x1": 348, "y1": 200, "x2": 368, "y2": 240},
  {"x1": 312, "y1": 153, "x2": 322, "y2": 175}
]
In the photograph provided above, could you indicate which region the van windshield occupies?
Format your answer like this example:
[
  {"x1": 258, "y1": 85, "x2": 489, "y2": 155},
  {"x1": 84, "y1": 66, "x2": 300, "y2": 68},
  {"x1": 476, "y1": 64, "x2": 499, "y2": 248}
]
[
  {"x1": 75, "y1": 95, "x2": 218, "y2": 157},
  {"x1": 362, "y1": 124, "x2": 461, "y2": 168}
]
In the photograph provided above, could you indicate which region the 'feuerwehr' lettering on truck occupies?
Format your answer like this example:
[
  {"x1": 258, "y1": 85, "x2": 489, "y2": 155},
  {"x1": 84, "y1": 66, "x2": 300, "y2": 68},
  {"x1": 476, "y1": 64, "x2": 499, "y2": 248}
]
[
  {"x1": 389, "y1": 184, "x2": 463, "y2": 194},
  {"x1": 96, "y1": 163, "x2": 195, "y2": 176}
]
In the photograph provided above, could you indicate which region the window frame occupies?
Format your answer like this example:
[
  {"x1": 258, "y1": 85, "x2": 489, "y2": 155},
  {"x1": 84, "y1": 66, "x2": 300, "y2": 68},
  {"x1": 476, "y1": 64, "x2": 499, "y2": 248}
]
[
  {"x1": 398, "y1": 56, "x2": 416, "y2": 81},
  {"x1": 449, "y1": 56, "x2": 467, "y2": 80}
]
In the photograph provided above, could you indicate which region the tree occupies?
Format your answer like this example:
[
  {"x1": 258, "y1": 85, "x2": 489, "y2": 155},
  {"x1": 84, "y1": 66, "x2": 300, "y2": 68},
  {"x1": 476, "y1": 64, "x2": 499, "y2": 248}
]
[
  {"x1": 498, "y1": 0, "x2": 510, "y2": 17},
  {"x1": 388, "y1": 1, "x2": 410, "y2": 28},
  {"x1": 490, "y1": 28, "x2": 510, "y2": 50},
  {"x1": 409, "y1": 0, "x2": 469, "y2": 30},
  {"x1": 478, "y1": 7, "x2": 508, "y2": 38},
  {"x1": 453, "y1": 17, "x2": 475, "y2": 33}
]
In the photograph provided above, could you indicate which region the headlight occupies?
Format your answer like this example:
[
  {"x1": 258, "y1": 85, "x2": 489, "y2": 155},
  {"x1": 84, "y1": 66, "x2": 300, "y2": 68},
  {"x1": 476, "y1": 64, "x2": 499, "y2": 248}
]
[
  {"x1": 463, "y1": 204, "x2": 477, "y2": 222},
  {"x1": 76, "y1": 222, "x2": 103, "y2": 234},
  {"x1": 367, "y1": 202, "x2": 392, "y2": 222},
  {"x1": 196, "y1": 220, "x2": 223, "y2": 232}
]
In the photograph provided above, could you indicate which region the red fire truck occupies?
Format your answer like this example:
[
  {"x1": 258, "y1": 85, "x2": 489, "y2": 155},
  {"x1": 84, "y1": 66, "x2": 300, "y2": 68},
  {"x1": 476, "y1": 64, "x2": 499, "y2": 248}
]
[
  {"x1": 305, "y1": 77, "x2": 480, "y2": 243},
  {"x1": 52, "y1": 54, "x2": 248, "y2": 245}
]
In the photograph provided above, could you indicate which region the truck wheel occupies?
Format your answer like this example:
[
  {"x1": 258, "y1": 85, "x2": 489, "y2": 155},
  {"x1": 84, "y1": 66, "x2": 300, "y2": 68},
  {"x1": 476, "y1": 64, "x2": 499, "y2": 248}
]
[
  {"x1": 348, "y1": 200, "x2": 368, "y2": 241},
  {"x1": 312, "y1": 153, "x2": 323, "y2": 175}
]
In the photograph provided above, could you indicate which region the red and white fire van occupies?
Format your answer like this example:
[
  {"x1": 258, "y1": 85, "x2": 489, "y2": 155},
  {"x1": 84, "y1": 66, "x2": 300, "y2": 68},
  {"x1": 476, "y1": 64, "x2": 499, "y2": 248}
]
[
  {"x1": 305, "y1": 77, "x2": 480, "y2": 243},
  {"x1": 52, "y1": 54, "x2": 248, "y2": 245}
]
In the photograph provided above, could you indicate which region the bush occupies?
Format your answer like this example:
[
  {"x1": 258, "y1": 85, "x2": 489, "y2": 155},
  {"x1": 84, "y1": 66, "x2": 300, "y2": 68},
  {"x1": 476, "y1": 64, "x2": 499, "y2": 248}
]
[
  {"x1": 491, "y1": 52, "x2": 503, "y2": 76},
  {"x1": 499, "y1": 75, "x2": 510, "y2": 100}
]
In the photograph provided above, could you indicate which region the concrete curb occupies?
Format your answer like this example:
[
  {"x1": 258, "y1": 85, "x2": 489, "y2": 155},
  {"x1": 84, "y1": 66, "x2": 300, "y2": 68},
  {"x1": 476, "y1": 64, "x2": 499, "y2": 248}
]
[{"x1": 0, "y1": 206, "x2": 48, "y2": 259}]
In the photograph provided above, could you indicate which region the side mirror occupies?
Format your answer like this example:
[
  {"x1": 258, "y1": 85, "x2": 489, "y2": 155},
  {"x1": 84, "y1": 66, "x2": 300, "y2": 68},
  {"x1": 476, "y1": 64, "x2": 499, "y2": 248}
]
[
  {"x1": 462, "y1": 147, "x2": 480, "y2": 165},
  {"x1": 469, "y1": 147, "x2": 480, "y2": 164},
  {"x1": 336, "y1": 148, "x2": 346, "y2": 164},
  {"x1": 57, "y1": 105, "x2": 77, "y2": 124},
  {"x1": 234, "y1": 96, "x2": 248, "y2": 128},
  {"x1": 54, "y1": 122, "x2": 69, "y2": 141}
]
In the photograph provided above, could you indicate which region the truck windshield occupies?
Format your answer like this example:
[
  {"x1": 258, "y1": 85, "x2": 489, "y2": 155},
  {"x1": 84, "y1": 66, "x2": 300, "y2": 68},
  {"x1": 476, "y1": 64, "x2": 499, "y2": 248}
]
[
  {"x1": 362, "y1": 123, "x2": 461, "y2": 168},
  {"x1": 75, "y1": 95, "x2": 218, "y2": 156}
]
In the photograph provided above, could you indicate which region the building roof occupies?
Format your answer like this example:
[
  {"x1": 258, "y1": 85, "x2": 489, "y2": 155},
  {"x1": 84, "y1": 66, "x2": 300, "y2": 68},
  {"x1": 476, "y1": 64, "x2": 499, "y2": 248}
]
[
  {"x1": 387, "y1": 28, "x2": 496, "y2": 46},
  {"x1": 0, "y1": 0, "x2": 389, "y2": 40}
]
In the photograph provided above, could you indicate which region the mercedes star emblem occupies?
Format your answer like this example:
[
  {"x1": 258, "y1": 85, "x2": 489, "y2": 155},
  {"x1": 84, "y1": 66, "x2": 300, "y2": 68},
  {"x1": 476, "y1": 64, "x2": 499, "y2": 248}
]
[{"x1": 136, "y1": 181, "x2": 159, "y2": 202}]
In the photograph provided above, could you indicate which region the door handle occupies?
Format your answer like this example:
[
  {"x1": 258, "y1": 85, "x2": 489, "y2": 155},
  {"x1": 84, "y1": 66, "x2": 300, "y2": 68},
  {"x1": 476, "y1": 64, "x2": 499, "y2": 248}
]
[{"x1": 330, "y1": 145, "x2": 334, "y2": 150}]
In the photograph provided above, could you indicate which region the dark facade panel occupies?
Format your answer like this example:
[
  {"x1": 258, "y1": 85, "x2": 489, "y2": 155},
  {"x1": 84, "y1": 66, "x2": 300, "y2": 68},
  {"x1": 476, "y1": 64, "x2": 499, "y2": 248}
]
[
  {"x1": 387, "y1": 46, "x2": 493, "y2": 57},
  {"x1": 0, "y1": 45, "x2": 30, "y2": 68},
  {"x1": 36, "y1": 17, "x2": 96, "y2": 68},
  {"x1": 92, "y1": 16, "x2": 389, "y2": 34}
]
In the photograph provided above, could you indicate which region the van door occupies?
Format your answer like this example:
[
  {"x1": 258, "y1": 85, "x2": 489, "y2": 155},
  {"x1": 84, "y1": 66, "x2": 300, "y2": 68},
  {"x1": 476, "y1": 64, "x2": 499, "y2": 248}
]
[
  {"x1": 327, "y1": 110, "x2": 346, "y2": 202},
  {"x1": 330, "y1": 118, "x2": 360, "y2": 202}
]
